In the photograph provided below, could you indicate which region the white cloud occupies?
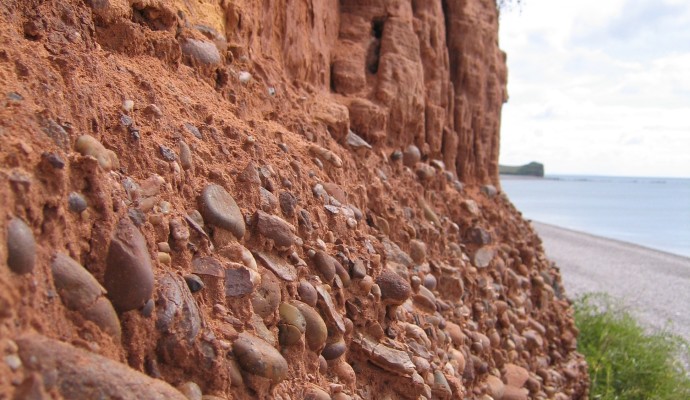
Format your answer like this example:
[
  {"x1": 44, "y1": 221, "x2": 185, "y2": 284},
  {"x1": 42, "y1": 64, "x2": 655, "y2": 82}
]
[{"x1": 499, "y1": 0, "x2": 690, "y2": 177}]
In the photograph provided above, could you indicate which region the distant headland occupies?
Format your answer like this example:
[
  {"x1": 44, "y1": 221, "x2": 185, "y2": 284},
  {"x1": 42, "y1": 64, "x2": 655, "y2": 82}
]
[{"x1": 499, "y1": 161, "x2": 544, "y2": 177}]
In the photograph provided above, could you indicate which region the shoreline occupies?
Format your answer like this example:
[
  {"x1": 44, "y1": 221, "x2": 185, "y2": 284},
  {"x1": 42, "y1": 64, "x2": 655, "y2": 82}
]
[{"x1": 532, "y1": 221, "x2": 690, "y2": 343}]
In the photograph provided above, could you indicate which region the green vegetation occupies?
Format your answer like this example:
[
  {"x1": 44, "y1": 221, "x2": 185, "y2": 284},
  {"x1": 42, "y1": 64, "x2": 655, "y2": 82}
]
[
  {"x1": 574, "y1": 293, "x2": 690, "y2": 400},
  {"x1": 499, "y1": 161, "x2": 544, "y2": 177}
]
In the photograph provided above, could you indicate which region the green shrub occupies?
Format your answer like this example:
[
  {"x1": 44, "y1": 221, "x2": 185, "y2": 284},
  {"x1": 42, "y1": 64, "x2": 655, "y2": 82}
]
[{"x1": 574, "y1": 293, "x2": 690, "y2": 400}]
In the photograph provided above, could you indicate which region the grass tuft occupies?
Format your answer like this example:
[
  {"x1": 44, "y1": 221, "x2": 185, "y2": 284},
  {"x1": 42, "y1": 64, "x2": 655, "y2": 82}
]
[{"x1": 574, "y1": 293, "x2": 690, "y2": 400}]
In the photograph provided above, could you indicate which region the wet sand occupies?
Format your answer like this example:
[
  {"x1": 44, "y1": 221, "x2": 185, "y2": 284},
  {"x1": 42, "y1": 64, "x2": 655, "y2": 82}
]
[{"x1": 533, "y1": 221, "x2": 690, "y2": 342}]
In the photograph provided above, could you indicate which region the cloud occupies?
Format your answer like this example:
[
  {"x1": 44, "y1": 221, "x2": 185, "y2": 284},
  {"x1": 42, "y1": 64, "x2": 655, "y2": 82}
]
[{"x1": 498, "y1": 0, "x2": 690, "y2": 177}]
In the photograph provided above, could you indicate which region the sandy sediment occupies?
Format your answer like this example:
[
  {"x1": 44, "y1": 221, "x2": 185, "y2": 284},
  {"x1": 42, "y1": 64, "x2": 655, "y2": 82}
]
[{"x1": 534, "y1": 221, "x2": 690, "y2": 342}]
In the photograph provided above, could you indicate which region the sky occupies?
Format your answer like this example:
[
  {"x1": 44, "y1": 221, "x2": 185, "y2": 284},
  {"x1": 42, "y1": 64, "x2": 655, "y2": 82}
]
[{"x1": 498, "y1": 0, "x2": 690, "y2": 178}]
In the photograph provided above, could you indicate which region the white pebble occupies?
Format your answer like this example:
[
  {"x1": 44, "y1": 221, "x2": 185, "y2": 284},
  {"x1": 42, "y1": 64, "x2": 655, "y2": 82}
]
[
  {"x1": 4, "y1": 354, "x2": 21, "y2": 371},
  {"x1": 122, "y1": 99, "x2": 134, "y2": 113},
  {"x1": 238, "y1": 71, "x2": 252, "y2": 84}
]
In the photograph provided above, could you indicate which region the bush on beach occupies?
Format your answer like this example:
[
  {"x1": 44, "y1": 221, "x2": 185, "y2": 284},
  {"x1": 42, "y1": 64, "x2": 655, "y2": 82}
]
[{"x1": 574, "y1": 293, "x2": 690, "y2": 400}]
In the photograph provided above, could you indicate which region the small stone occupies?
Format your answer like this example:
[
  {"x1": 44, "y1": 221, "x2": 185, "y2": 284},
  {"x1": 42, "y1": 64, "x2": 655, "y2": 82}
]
[
  {"x1": 238, "y1": 71, "x2": 252, "y2": 84},
  {"x1": 390, "y1": 150, "x2": 403, "y2": 161},
  {"x1": 75, "y1": 135, "x2": 118, "y2": 171},
  {"x1": 144, "y1": 104, "x2": 163, "y2": 119},
  {"x1": 4, "y1": 354, "x2": 21, "y2": 371},
  {"x1": 403, "y1": 145, "x2": 421, "y2": 167},
  {"x1": 312, "y1": 250, "x2": 336, "y2": 282},
  {"x1": 463, "y1": 199, "x2": 480, "y2": 216},
  {"x1": 42, "y1": 152, "x2": 65, "y2": 169},
  {"x1": 321, "y1": 337, "x2": 347, "y2": 360},
  {"x1": 238, "y1": 161, "x2": 261, "y2": 184},
  {"x1": 181, "y1": 38, "x2": 221, "y2": 66},
  {"x1": 253, "y1": 210, "x2": 295, "y2": 248},
  {"x1": 315, "y1": 285, "x2": 345, "y2": 333},
  {"x1": 184, "y1": 123, "x2": 202, "y2": 139},
  {"x1": 184, "y1": 274, "x2": 205, "y2": 293},
  {"x1": 376, "y1": 269, "x2": 411, "y2": 305},
  {"x1": 409, "y1": 240, "x2": 427, "y2": 264},
  {"x1": 423, "y1": 274, "x2": 437, "y2": 291},
  {"x1": 278, "y1": 302, "x2": 306, "y2": 346},
  {"x1": 232, "y1": 332, "x2": 288, "y2": 383},
  {"x1": 290, "y1": 301, "x2": 328, "y2": 351},
  {"x1": 297, "y1": 280, "x2": 318, "y2": 307},
  {"x1": 159, "y1": 145, "x2": 176, "y2": 161},
  {"x1": 304, "y1": 386, "x2": 331, "y2": 400},
  {"x1": 104, "y1": 218, "x2": 155, "y2": 311},
  {"x1": 251, "y1": 271, "x2": 281, "y2": 319},
  {"x1": 179, "y1": 141, "x2": 192, "y2": 170},
  {"x1": 199, "y1": 184, "x2": 245, "y2": 240},
  {"x1": 142, "y1": 299, "x2": 155, "y2": 317},
  {"x1": 279, "y1": 191, "x2": 297, "y2": 217},
  {"x1": 7, "y1": 218, "x2": 36, "y2": 274},
  {"x1": 259, "y1": 187, "x2": 278, "y2": 212},
  {"x1": 351, "y1": 259, "x2": 366, "y2": 279},
  {"x1": 224, "y1": 266, "x2": 256, "y2": 297},
  {"x1": 51, "y1": 253, "x2": 104, "y2": 310},
  {"x1": 122, "y1": 99, "x2": 134, "y2": 113},
  {"x1": 67, "y1": 192, "x2": 88, "y2": 213},
  {"x1": 345, "y1": 130, "x2": 372, "y2": 150},
  {"x1": 473, "y1": 246, "x2": 495, "y2": 268},
  {"x1": 178, "y1": 381, "x2": 202, "y2": 400},
  {"x1": 351, "y1": 335, "x2": 416, "y2": 376},
  {"x1": 253, "y1": 251, "x2": 297, "y2": 281},
  {"x1": 481, "y1": 184, "x2": 498, "y2": 198}
]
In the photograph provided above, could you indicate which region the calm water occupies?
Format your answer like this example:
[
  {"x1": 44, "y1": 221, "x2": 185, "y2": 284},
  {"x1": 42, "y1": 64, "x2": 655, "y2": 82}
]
[{"x1": 500, "y1": 175, "x2": 690, "y2": 258}]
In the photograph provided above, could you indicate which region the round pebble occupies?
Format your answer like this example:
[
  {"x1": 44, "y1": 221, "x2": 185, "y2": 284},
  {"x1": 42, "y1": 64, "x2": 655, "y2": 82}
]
[
  {"x1": 7, "y1": 217, "x2": 36, "y2": 274},
  {"x1": 184, "y1": 274, "x2": 205, "y2": 293},
  {"x1": 291, "y1": 300, "x2": 328, "y2": 351},
  {"x1": 375, "y1": 269, "x2": 411, "y2": 305},
  {"x1": 181, "y1": 38, "x2": 221, "y2": 66},
  {"x1": 402, "y1": 145, "x2": 421, "y2": 167},
  {"x1": 312, "y1": 250, "x2": 336, "y2": 282},
  {"x1": 67, "y1": 192, "x2": 88, "y2": 213},
  {"x1": 199, "y1": 184, "x2": 245, "y2": 240},
  {"x1": 104, "y1": 218, "x2": 154, "y2": 311},
  {"x1": 232, "y1": 332, "x2": 288, "y2": 384}
]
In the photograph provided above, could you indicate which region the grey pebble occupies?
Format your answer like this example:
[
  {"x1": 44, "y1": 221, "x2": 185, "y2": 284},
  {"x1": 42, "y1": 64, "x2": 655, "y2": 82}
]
[
  {"x1": 68, "y1": 192, "x2": 88, "y2": 213},
  {"x1": 199, "y1": 184, "x2": 245, "y2": 240},
  {"x1": 184, "y1": 123, "x2": 202, "y2": 139},
  {"x1": 159, "y1": 145, "x2": 176, "y2": 161},
  {"x1": 184, "y1": 274, "x2": 205, "y2": 293}
]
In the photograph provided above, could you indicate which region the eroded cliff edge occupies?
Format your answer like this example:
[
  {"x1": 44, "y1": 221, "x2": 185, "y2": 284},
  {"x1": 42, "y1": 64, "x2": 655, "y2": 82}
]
[{"x1": 0, "y1": 0, "x2": 587, "y2": 399}]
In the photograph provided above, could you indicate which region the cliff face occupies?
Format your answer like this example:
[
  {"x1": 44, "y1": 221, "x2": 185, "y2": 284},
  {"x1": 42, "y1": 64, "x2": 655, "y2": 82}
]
[{"x1": 0, "y1": 1, "x2": 586, "y2": 399}]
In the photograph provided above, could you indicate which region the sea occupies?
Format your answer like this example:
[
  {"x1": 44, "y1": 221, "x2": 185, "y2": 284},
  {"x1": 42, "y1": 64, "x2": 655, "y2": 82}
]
[{"x1": 499, "y1": 175, "x2": 690, "y2": 258}]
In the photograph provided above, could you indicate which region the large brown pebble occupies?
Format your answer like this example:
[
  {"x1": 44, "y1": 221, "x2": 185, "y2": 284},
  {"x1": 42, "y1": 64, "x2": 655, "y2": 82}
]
[
  {"x1": 409, "y1": 240, "x2": 427, "y2": 264},
  {"x1": 278, "y1": 302, "x2": 306, "y2": 346},
  {"x1": 297, "y1": 280, "x2": 318, "y2": 306},
  {"x1": 51, "y1": 253, "x2": 104, "y2": 309},
  {"x1": 81, "y1": 297, "x2": 122, "y2": 340},
  {"x1": 376, "y1": 269, "x2": 411, "y2": 305},
  {"x1": 486, "y1": 375, "x2": 505, "y2": 399},
  {"x1": 251, "y1": 271, "x2": 281, "y2": 319},
  {"x1": 502, "y1": 386, "x2": 529, "y2": 400},
  {"x1": 105, "y1": 218, "x2": 154, "y2": 311},
  {"x1": 312, "y1": 250, "x2": 336, "y2": 282},
  {"x1": 503, "y1": 363, "x2": 529, "y2": 387},
  {"x1": 253, "y1": 210, "x2": 295, "y2": 248},
  {"x1": 402, "y1": 144, "x2": 421, "y2": 167},
  {"x1": 232, "y1": 332, "x2": 288, "y2": 384},
  {"x1": 322, "y1": 337, "x2": 347, "y2": 360},
  {"x1": 304, "y1": 386, "x2": 331, "y2": 400},
  {"x1": 290, "y1": 300, "x2": 328, "y2": 351},
  {"x1": 7, "y1": 218, "x2": 36, "y2": 274},
  {"x1": 199, "y1": 184, "x2": 245, "y2": 240},
  {"x1": 16, "y1": 333, "x2": 187, "y2": 399}
]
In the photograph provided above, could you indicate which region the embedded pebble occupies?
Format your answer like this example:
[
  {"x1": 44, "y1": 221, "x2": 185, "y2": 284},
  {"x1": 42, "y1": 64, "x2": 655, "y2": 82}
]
[
  {"x1": 473, "y1": 246, "x2": 495, "y2": 268},
  {"x1": 179, "y1": 141, "x2": 192, "y2": 170},
  {"x1": 409, "y1": 240, "x2": 427, "y2": 264},
  {"x1": 104, "y1": 218, "x2": 154, "y2": 311},
  {"x1": 304, "y1": 386, "x2": 331, "y2": 400},
  {"x1": 423, "y1": 274, "x2": 437, "y2": 290},
  {"x1": 253, "y1": 251, "x2": 297, "y2": 281},
  {"x1": 122, "y1": 99, "x2": 134, "y2": 113},
  {"x1": 322, "y1": 337, "x2": 347, "y2": 360},
  {"x1": 75, "y1": 135, "x2": 119, "y2": 171},
  {"x1": 279, "y1": 191, "x2": 297, "y2": 217},
  {"x1": 297, "y1": 280, "x2": 318, "y2": 307},
  {"x1": 315, "y1": 285, "x2": 345, "y2": 333},
  {"x1": 481, "y1": 184, "x2": 498, "y2": 198},
  {"x1": 376, "y1": 269, "x2": 411, "y2": 305},
  {"x1": 181, "y1": 38, "x2": 221, "y2": 66},
  {"x1": 278, "y1": 302, "x2": 306, "y2": 346},
  {"x1": 312, "y1": 250, "x2": 336, "y2": 282},
  {"x1": 4, "y1": 354, "x2": 21, "y2": 371},
  {"x1": 251, "y1": 271, "x2": 281, "y2": 319},
  {"x1": 178, "y1": 381, "x2": 203, "y2": 400},
  {"x1": 199, "y1": 184, "x2": 245, "y2": 240},
  {"x1": 159, "y1": 145, "x2": 176, "y2": 161},
  {"x1": 67, "y1": 192, "x2": 87, "y2": 213},
  {"x1": 238, "y1": 161, "x2": 261, "y2": 184},
  {"x1": 51, "y1": 253, "x2": 104, "y2": 309},
  {"x1": 238, "y1": 71, "x2": 252, "y2": 84},
  {"x1": 290, "y1": 300, "x2": 328, "y2": 351},
  {"x1": 184, "y1": 274, "x2": 205, "y2": 293},
  {"x1": 81, "y1": 297, "x2": 123, "y2": 340},
  {"x1": 259, "y1": 187, "x2": 278, "y2": 212},
  {"x1": 232, "y1": 332, "x2": 288, "y2": 384},
  {"x1": 403, "y1": 145, "x2": 421, "y2": 167},
  {"x1": 345, "y1": 130, "x2": 372, "y2": 150},
  {"x1": 224, "y1": 265, "x2": 257, "y2": 297},
  {"x1": 253, "y1": 210, "x2": 295, "y2": 248},
  {"x1": 351, "y1": 335, "x2": 415, "y2": 376},
  {"x1": 7, "y1": 217, "x2": 36, "y2": 274},
  {"x1": 156, "y1": 273, "x2": 202, "y2": 342}
]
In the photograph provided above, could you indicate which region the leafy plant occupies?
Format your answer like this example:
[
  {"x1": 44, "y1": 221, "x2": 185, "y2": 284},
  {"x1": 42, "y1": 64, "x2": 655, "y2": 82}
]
[{"x1": 574, "y1": 293, "x2": 690, "y2": 400}]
